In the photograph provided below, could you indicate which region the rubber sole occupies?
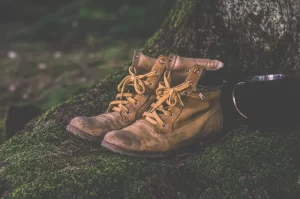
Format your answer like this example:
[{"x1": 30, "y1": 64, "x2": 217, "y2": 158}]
[
  {"x1": 101, "y1": 140, "x2": 175, "y2": 158},
  {"x1": 66, "y1": 125, "x2": 103, "y2": 142}
]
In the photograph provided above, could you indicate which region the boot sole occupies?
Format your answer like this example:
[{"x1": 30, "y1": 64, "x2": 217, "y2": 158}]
[
  {"x1": 66, "y1": 125, "x2": 103, "y2": 142},
  {"x1": 101, "y1": 130, "x2": 223, "y2": 159},
  {"x1": 101, "y1": 140, "x2": 172, "y2": 158}
]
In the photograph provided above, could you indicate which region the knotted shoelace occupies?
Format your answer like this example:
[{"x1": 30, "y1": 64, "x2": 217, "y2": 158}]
[
  {"x1": 143, "y1": 72, "x2": 193, "y2": 126},
  {"x1": 107, "y1": 66, "x2": 158, "y2": 113}
]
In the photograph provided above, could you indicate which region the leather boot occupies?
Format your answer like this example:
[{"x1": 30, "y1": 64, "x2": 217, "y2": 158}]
[
  {"x1": 67, "y1": 51, "x2": 166, "y2": 141},
  {"x1": 102, "y1": 58, "x2": 225, "y2": 158}
]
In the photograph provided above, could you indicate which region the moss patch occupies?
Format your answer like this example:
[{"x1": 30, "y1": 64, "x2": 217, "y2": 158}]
[{"x1": 0, "y1": 68, "x2": 299, "y2": 198}]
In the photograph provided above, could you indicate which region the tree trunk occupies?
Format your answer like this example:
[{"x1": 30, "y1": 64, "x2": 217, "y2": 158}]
[{"x1": 144, "y1": 0, "x2": 300, "y2": 81}]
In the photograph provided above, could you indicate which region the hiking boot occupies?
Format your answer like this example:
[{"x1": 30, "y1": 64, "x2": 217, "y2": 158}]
[
  {"x1": 67, "y1": 51, "x2": 167, "y2": 141},
  {"x1": 102, "y1": 59, "x2": 225, "y2": 158}
]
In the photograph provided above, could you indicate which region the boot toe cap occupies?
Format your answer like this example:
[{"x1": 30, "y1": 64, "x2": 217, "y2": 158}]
[
  {"x1": 103, "y1": 130, "x2": 142, "y2": 151},
  {"x1": 69, "y1": 117, "x2": 88, "y2": 132},
  {"x1": 68, "y1": 116, "x2": 108, "y2": 138}
]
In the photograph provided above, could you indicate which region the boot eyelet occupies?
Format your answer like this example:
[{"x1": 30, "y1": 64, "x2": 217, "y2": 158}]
[
  {"x1": 170, "y1": 112, "x2": 174, "y2": 117},
  {"x1": 194, "y1": 69, "x2": 200, "y2": 74},
  {"x1": 185, "y1": 69, "x2": 190, "y2": 73},
  {"x1": 149, "y1": 82, "x2": 153, "y2": 86},
  {"x1": 161, "y1": 124, "x2": 166, "y2": 128},
  {"x1": 126, "y1": 111, "x2": 130, "y2": 114},
  {"x1": 154, "y1": 70, "x2": 159, "y2": 76},
  {"x1": 189, "y1": 80, "x2": 193, "y2": 85},
  {"x1": 182, "y1": 91, "x2": 188, "y2": 96},
  {"x1": 134, "y1": 101, "x2": 139, "y2": 105},
  {"x1": 159, "y1": 59, "x2": 166, "y2": 64},
  {"x1": 168, "y1": 57, "x2": 173, "y2": 61}
]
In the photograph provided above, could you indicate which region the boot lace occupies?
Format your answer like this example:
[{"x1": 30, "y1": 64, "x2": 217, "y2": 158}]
[
  {"x1": 144, "y1": 72, "x2": 196, "y2": 127},
  {"x1": 107, "y1": 66, "x2": 158, "y2": 113}
]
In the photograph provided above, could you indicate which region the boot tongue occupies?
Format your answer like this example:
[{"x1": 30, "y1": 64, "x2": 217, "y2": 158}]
[
  {"x1": 132, "y1": 50, "x2": 156, "y2": 75},
  {"x1": 167, "y1": 54, "x2": 224, "y2": 87}
]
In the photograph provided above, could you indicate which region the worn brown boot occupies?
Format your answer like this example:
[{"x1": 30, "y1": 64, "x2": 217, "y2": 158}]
[
  {"x1": 102, "y1": 58, "x2": 225, "y2": 158},
  {"x1": 67, "y1": 51, "x2": 168, "y2": 141}
]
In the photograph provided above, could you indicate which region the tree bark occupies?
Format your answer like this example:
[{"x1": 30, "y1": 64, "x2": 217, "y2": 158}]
[{"x1": 144, "y1": 0, "x2": 300, "y2": 81}]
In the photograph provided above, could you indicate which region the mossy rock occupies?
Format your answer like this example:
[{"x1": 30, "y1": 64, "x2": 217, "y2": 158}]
[
  {"x1": 0, "y1": 65, "x2": 299, "y2": 198},
  {"x1": 1, "y1": 0, "x2": 300, "y2": 198}
]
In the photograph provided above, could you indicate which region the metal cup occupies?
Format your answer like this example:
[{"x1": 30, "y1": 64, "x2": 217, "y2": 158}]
[{"x1": 232, "y1": 74, "x2": 286, "y2": 121}]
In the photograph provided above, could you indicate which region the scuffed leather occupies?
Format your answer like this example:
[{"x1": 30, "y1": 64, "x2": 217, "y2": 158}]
[
  {"x1": 68, "y1": 53, "x2": 166, "y2": 138},
  {"x1": 104, "y1": 64, "x2": 224, "y2": 153}
]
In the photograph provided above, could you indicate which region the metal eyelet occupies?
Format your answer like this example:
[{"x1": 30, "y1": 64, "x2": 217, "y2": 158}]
[
  {"x1": 194, "y1": 69, "x2": 200, "y2": 74},
  {"x1": 168, "y1": 56, "x2": 173, "y2": 61},
  {"x1": 149, "y1": 82, "x2": 153, "y2": 86},
  {"x1": 126, "y1": 110, "x2": 130, "y2": 114},
  {"x1": 134, "y1": 101, "x2": 139, "y2": 105},
  {"x1": 154, "y1": 70, "x2": 159, "y2": 76},
  {"x1": 170, "y1": 112, "x2": 174, "y2": 117},
  {"x1": 159, "y1": 59, "x2": 166, "y2": 64},
  {"x1": 185, "y1": 69, "x2": 190, "y2": 73},
  {"x1": 189, "y1": 80, "x2": 193, "y2": 85},
  {"x1": 182, "y1": 91, "x2": 188, "y2": 96},
  {"x1": 161, "y1": 124, "x2": 166, "y2": 128}
]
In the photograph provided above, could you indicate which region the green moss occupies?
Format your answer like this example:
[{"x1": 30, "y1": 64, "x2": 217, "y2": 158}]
[
  {"x1": 143, "y1": 28, "x2": 163, "y2": 54},
  {"x1": 0, "y1": 66, "x2": 299, "y2": 198},
  {"x1": 143, "y1": 0, "x2": 197, "y2": 57},
  {"x1": 0, "y1": 119, "x2": 5, "y2": 144},
  {"x1": 0, "y1": 122, "x2": 151, "y2": 199},
  {"x1": 187, "y1": 127, "x2": 300, "y2": 198},
  {"x1": 37, "y1": 84, "x2": 90, "y2": 110}
]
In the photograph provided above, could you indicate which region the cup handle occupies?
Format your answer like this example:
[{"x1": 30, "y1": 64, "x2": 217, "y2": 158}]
[{"x1": 232, "y1": 82, "x2": 248, "y2": 118}]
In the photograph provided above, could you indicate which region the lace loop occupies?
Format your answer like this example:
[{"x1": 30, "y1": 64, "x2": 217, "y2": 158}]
[
  {"x1": 144, "y1": 72, "x2": 192, "y2": 126},
  {"x1": 107, "y1": 66, "x2": 157, "y2": 113}
]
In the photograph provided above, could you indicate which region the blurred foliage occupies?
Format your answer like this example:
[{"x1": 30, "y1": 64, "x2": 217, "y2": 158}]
[
  {"x1": 2, "y1": 0, "x2": 175, "y2": 42},
  {"x1": 0, "y1": 0, "x2": 175, "y2": 139}
]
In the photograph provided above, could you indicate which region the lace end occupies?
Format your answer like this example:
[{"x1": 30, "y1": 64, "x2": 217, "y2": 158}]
[{"x1": 199, "y1": 92, "x2": 206, "y2": 100}]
